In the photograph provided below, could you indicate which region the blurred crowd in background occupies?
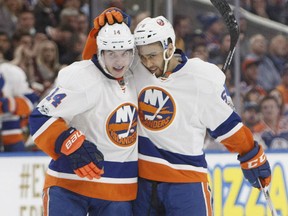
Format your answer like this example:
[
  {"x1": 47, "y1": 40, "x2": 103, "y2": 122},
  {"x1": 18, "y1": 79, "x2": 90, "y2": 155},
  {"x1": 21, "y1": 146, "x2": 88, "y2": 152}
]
[{"x1": 0, "y1": 0, "x2": 287, "y2": 152}]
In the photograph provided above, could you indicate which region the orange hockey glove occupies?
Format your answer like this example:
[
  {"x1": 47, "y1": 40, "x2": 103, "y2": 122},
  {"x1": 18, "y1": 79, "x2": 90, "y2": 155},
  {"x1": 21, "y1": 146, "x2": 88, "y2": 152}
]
[
  {"x1": 238, "y1": 142, "x2": 271, "y2": 188},
  {"x1": 82, "y1": 7, "x2": 130, "y2": 60},
  {"x1": 55, "y1": 127, "x2": 104, "y2": 180}
]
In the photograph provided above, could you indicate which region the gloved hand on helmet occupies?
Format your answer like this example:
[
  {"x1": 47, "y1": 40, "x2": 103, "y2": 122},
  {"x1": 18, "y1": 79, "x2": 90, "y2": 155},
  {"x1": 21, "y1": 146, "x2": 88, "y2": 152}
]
[{"x1": 82, "y1": 7, "x2": 130, "y2": 60}]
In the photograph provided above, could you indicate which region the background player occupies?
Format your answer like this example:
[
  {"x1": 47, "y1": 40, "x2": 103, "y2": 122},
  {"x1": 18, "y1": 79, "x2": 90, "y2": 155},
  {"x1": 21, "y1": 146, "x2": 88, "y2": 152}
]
[
  {"x1": 29, "y1": 19, "x2": 138, "y2": 215},
  {"x1": 0, "y1": 60, "x2": 39, "y2": 152}
]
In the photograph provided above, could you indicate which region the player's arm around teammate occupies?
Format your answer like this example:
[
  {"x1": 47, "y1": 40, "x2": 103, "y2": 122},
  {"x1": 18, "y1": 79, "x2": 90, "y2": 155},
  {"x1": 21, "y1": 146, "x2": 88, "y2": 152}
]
[
  {"x1": 29, "y1": 10, "x2": 138, "y2": 216},
  {"x1": 86, "y1": 8, "x2": 272, "y2": 216}
]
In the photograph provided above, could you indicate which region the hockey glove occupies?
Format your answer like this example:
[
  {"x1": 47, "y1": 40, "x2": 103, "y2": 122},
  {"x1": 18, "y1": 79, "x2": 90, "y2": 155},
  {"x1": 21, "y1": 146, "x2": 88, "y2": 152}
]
[
  {"x1": 238, "y1": 142, "x2": 271, "y2": 188},
  {"x1": 55, "y1": 127, "x2": 104, "y2": 180},
  {"x1": 82, "y1": 7, "x2": 131, "y2": 60},
  {"x1": 0, "y1": 97, "x2": 10, "y2": 114}
]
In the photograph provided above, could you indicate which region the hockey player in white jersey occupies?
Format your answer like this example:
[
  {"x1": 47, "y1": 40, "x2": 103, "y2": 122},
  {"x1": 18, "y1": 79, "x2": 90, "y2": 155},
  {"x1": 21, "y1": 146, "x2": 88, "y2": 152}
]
[
  {"x1": 0, "y1": 62, "x2": 39, "y2": 152},
  {"x1": 29, "y1": 18, "x2": 138, "y2": 215},
  {"x1": 84, "y1": 9, "x2": 272, "y2": 216}
]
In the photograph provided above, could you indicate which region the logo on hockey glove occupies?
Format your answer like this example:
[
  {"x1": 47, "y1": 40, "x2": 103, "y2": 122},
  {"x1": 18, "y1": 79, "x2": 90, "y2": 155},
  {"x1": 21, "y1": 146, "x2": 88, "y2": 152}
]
[
  {"x1": 246, "y1": 152, "x2": 266, "y2": 169},
  {"x1": 138, "y1": 86, "x2": 176, "y2": 131}
]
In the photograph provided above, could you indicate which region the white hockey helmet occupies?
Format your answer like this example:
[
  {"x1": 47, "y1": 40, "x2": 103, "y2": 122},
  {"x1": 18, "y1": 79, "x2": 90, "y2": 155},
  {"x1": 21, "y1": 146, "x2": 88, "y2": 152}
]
[
  {"x1": 97, "y1": 22, "x2": 134, "y2": 52},
  {"x1": 134, "y1": 16, "x2": 176, "y2": 49},
  {"x1": 97, "y1": 23, "x2": 135, "y2": 77}
]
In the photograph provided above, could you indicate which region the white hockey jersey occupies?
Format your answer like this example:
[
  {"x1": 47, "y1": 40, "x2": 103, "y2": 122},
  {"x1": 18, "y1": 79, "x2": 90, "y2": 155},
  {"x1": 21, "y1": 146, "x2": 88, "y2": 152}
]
[
  {"x1": 0, "y1": 63, "x2": 38, "y2": 150},
  {"x1": 132, "y1": 50, "x2": 254, "y2": 183},
  {"x1": 30, "y1": 56, "x2": 138, "y2": 201}
]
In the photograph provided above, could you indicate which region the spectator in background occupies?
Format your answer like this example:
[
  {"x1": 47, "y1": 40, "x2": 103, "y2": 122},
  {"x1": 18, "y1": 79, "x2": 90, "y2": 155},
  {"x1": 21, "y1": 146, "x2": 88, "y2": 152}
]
[
  {"x1": 0, "y1": 0, "x2": 24, "y2": 37},
  {"x1": 173, "y1": 14, "x2": 191, "y2": 52},
  {"x1": 0, "y1": 31, "x2": 13, "y2": 61},
  {"x1": 267, "y1": 34, "x2": 288, "y2": 76},
  {"x1": 249, "y1": 0, "x2": 272, "y2": 20},
  {"x1": 246, "y1": 33, "x2": 281, "y2": 92},
  {"x1": 269, "y1": 88, "x2": 286, "y2": 116},
  {"x1": 276, "y1": 64, "x2": 288, "y2": 116},
  {"x1": 45, "y1": 24, "x2": 74, "y2": 58},
  {"x1": 190, "y1": 43, "x2": 209, "y2": 61},
  {"x1": 16, "y1": 9, "x2": 36, "y2": 36},
  {"x1": 244, "y1": 87, "x2": 266, "y2": 105},
  {"x1": 185, "y1": 29, "x2": 206, "y2": 57},
  {"x1": 197, "y1": 12, "x2": 225, "y2": 59},
  {"x1": 0, "y1": 48, "x2": 39, "y2": 152},
  {"x1": 210, "y1": 33, "x2": 232, "y2": 65},
  {"x1": 10, "y1": 31, "x2": 35, "y2": 81},
  {"x1": 241, "y1": 101, "x2": 260, "y2": 131},
  {"x1": 60, "y1": 32, "x2": 86, "y2": 65},
  {"x1": 240, "y1": 56, "x2": 266, "y2": 97},
  {"x1": 262, "y1": 0, "x2": 286, "y2": 23},
  {"x1": 78, "y1": 11, "x2": 89, "y2": 35},
  {"x1": 33, "y1": 0, "x2": 57, "y2": 33},
  {"x1": 59, "y1": 7, "x2": 79, "y2": 32},
  {"x1": 253, "y1": 95, "x2": 288, "y2": 149},
  {"x1": 32, "y1": 39, "x2": 63, "y2": 98}
]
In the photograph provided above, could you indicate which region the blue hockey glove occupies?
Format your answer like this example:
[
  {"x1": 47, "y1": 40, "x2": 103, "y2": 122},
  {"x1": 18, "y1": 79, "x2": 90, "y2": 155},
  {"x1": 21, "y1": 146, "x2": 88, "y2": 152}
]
[
  {"x1": 55, "y1": 127, "x2": 104, "y2": 180},
  {"x1": 237, "y1": 142, "x2": 271, "y2": 188}
]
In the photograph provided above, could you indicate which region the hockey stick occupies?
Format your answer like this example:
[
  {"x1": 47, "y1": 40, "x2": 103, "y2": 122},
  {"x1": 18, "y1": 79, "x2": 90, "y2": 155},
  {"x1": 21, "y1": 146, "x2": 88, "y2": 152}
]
[
  {"x1": 211, "y1": 2, "x2": 277, "y2": 214},
  {"x1": 210, "y1": 0, "x2": 240, "y2": 74},
  {"x1": 257, "y1": 178, "x2": 278, "y2": 216}
]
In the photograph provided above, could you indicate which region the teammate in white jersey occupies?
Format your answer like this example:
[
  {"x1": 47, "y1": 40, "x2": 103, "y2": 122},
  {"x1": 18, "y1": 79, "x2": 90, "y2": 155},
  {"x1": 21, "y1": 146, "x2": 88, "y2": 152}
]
[
  {"x1": 84, "y1": 9, "x2": 272, "y2": 216},
  {"x1": 0, "y1": 61, "x2": 39, "y2": 152},
  {"x1": 29, "y1": 14, "x2": 138, "y2": 216}
]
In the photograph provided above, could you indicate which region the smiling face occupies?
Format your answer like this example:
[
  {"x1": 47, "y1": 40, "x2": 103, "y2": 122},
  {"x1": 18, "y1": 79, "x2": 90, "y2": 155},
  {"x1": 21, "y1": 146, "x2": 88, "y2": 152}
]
[
  {"x1": 137, "y1": 42, "x2": 165, "y2": 77},
  {"x1": 102, "y1": 49, "x2": 134, "y2": 78}
]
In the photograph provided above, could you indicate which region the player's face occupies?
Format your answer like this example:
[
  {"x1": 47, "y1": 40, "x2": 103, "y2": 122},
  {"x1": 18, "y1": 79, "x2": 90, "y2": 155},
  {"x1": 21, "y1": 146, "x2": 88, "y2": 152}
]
[
  {"x1": 137, "y1": 42, "x2": 165, "y2": 77},
  {"x1": 102, "y1": 49, "x2": 134, "y2": 78}
]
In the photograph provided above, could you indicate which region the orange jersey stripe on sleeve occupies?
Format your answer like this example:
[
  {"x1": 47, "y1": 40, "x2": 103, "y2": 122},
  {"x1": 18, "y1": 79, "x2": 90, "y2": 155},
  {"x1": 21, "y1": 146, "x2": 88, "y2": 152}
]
[
  {"x1": 221, "y1": 125, "x2": 254, "y2": 155},
  {"x1": 34, "y1": 118, "x2": 69, "y2": 160},
  {"x1": 139, "y1": 159, "x2": 208, "y2": 183}
]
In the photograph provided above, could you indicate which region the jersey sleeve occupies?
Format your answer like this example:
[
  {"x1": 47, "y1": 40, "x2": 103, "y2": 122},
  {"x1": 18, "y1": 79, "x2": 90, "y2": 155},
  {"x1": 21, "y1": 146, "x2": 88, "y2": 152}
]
[
  {"x1": 197, "y1": 64, "x2": 254, "y2": 155},
  {"x1": 0, "y1": 63, "x2": 39, "y2": 116},
  {"x1": 29, "y1": 66, "x2": 97, "y2": 159}
]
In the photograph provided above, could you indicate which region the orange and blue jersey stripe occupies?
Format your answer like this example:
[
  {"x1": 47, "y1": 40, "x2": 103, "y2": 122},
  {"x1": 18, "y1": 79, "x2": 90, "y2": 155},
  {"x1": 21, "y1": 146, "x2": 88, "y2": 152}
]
[
  {"x1": 29, "y1": 108, "x2": 138, "y2": 201},
  {"x1": 138, "y1": 136, "x2": 208, "y2": 183}
]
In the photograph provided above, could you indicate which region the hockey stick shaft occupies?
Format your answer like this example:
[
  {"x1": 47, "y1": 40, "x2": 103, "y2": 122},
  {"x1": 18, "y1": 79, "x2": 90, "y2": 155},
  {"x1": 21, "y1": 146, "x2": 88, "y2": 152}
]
[
  {"x1": 257, "y1": 178, "x2": 278, "y2": 216},
  {"x1": 210, "y1": 0, "x2": 239, "y2": 73}
]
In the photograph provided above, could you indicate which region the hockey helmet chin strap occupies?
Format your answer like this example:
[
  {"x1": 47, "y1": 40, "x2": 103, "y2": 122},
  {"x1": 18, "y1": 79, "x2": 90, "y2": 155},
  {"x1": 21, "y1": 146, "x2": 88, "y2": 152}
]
[{"x1": 162, "y1": 45, "x2": 175, "y2": 77}]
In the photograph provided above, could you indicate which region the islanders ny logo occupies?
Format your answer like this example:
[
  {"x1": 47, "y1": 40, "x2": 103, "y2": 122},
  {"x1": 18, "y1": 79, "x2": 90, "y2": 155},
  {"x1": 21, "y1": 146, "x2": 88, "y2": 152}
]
[
  {"x1": 106, "y1": 103, "x2": 138, "y2": 147},
  {"x1": 138, "y1": 87, "x2": 176, "y2": 131}
]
